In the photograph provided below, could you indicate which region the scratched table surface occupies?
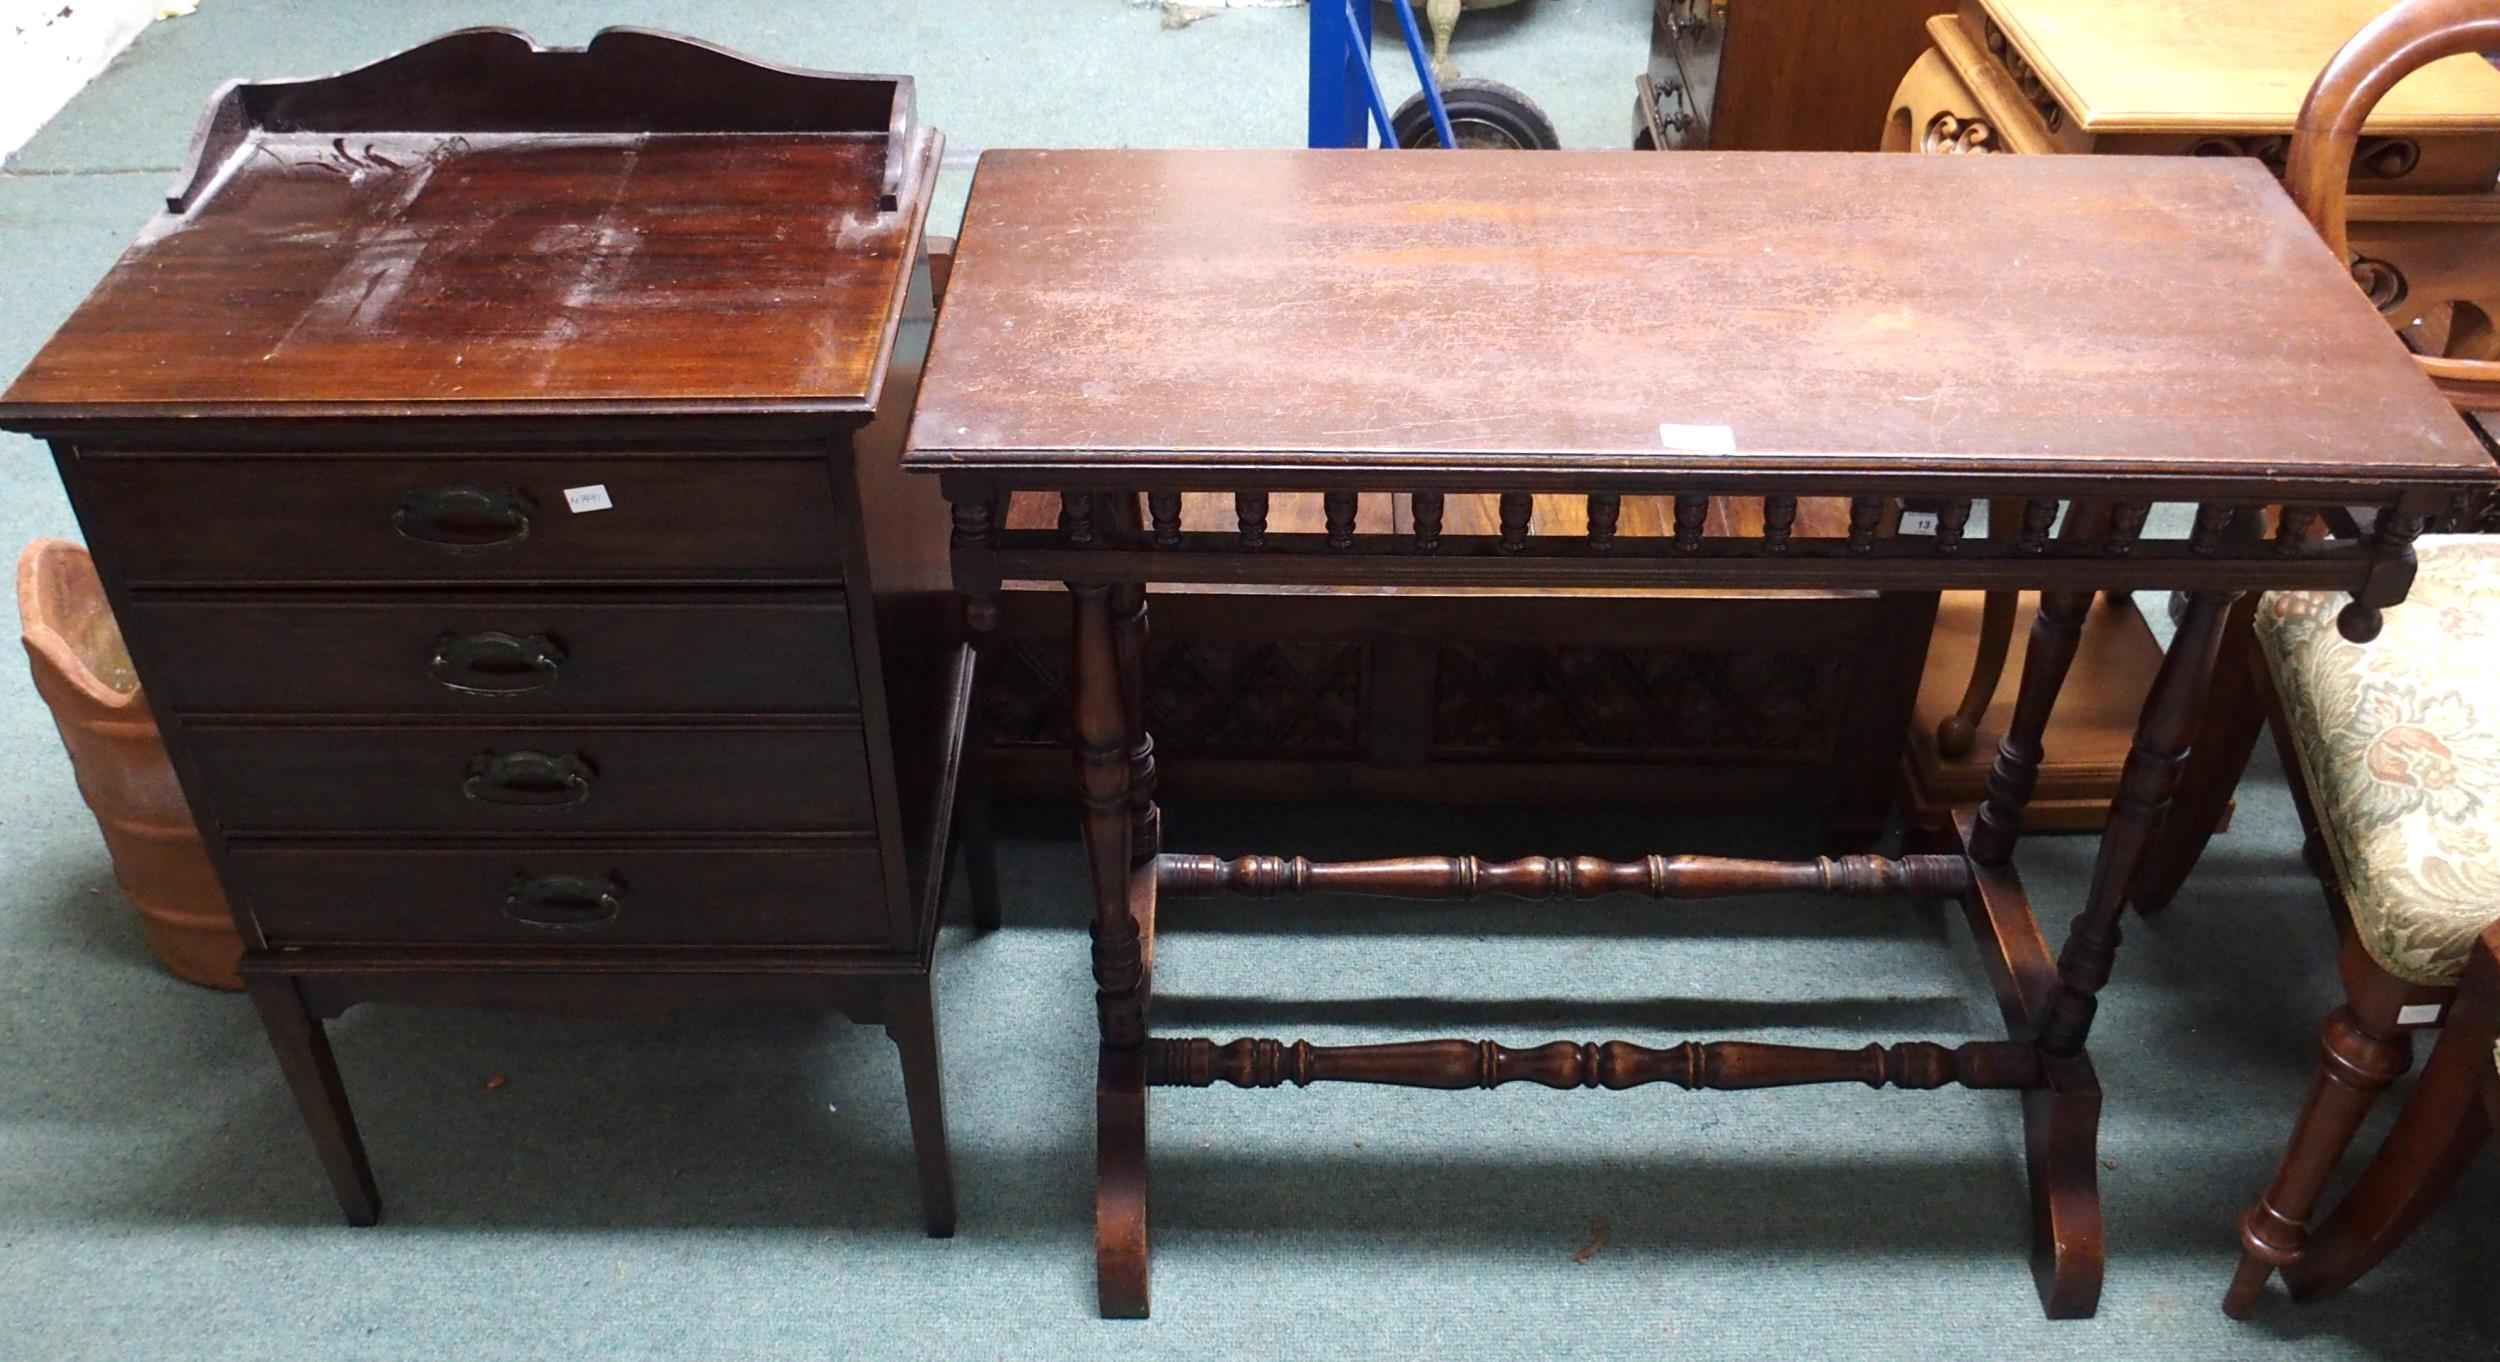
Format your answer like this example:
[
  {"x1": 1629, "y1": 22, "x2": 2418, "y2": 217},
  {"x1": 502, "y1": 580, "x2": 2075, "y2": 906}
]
[
  {"x1": 907, "y1": 149, "x2": 2490, "y2": 494},
  {"x1": 1, "y1": 130, "x2": 913, "y2": 416}
]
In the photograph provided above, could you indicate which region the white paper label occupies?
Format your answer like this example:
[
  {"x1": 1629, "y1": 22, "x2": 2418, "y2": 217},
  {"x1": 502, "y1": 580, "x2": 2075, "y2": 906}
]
[
  {"x1": 2398, "y1": 1003, "x2": 2444, "y2": 1026},
  {"x1": 1898, "y1": 511, "x2": 1940, "y2": 536},
  {"x1": 563, "y1": 484, "x2": 613, "y2": 514},
  {"x1": 1658, "y1": 422, "x2": 1737, "y2": 453}
]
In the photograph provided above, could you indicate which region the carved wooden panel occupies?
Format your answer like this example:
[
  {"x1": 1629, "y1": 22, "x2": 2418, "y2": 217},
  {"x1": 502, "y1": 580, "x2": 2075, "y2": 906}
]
[
  {"x1": 983, "y1": 638, "x2": 1365, "y2": 756},
  {"x1": 983, "y1": 636, "x2": 1851, "y2": 765},
  {"x1": 1429, "y1": 645, "x2": 1845, "y2": 758}
]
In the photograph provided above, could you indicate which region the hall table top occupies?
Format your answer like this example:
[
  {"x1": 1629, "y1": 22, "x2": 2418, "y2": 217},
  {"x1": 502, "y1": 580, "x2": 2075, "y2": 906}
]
[{"x1": 906, "y1": 148, "x2": 2490, "y2": 505}]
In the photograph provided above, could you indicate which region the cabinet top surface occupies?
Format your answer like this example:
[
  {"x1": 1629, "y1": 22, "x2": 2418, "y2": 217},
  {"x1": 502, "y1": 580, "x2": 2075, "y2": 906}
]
[
  {"x1": 0, "y1": 28, "x2": 930, "y2": 424},
  {"x1": 1980, "y1": 0, "x2": 2500, "y2": 132},
  {"x1": 904, "y1": 149, "x2": 2487, "y2": 491}
]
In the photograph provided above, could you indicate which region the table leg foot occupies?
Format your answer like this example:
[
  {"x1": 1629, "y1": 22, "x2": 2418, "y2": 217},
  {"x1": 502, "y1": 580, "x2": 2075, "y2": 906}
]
[
  {"x1": 1098, "y1": 1045, "x2": 1151, "y2": 1319},
  {"x1": 2025, "y1": 1071, "x2": 2106, "y2": 1319}
]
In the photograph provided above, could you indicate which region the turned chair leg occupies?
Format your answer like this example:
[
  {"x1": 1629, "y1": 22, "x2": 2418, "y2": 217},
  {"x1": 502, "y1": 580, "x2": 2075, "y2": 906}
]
[
  {"x1": 1425, "y1": 0, "x2": 1462, "y2": 79},
  {"x1": 1935, "y1": 498, "x2": 2028, "y2": 760},
  {"x1": 2224, "y1": 966, "x2": 2414, "y2": 1317},
  {"x1": 1937, "y1": 590, "x2": 2019, "y2": 758},
  {"x1": 2283, "y1": 923, "x2": 2500, "y2": 1303}
]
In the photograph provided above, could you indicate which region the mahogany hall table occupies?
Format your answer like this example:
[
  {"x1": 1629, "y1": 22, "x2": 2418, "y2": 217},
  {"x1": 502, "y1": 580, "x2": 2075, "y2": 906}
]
[{"x1": 904, "y1": 147, "x2": 2494, "y2": 1318}]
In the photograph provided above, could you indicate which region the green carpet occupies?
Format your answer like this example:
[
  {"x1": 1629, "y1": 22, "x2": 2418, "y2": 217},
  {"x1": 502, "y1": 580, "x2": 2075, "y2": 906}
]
[{"x1": 0, "y1": 3, "x2": 2492, "y2": 1358}]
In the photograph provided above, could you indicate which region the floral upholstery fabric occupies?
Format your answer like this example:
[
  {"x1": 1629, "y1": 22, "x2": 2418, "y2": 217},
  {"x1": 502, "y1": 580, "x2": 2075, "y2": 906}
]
[{"x1": 2258, "y1": 536, "x2": 2500, "y2": 986}]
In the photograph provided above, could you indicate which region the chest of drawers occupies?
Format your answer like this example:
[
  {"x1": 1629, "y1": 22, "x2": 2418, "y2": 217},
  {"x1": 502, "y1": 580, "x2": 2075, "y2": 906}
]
[{"x1": 0, "y1": 29, "x2": 984, "y2": 1234}]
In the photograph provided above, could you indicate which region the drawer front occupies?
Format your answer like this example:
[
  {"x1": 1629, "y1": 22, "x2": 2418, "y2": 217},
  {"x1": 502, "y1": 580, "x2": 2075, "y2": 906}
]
[
  {"x1": 74, "y1": 454, "x2": 844, "y2": 584},
  {"x1": 128, "y1": 595, "x2": 857, "y2": 716},
  {"x1": 227, "y1": 841, "x2": 893, "y2": 947},
  {"x1": 188, "y1": 724, "x2": 875, "y2": 833}
]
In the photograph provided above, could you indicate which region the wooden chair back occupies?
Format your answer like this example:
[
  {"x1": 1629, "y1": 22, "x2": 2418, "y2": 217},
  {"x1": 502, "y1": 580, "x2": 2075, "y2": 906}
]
[{"x1": 2290, "y1": 0, "x2": 2500, "y2": 409}]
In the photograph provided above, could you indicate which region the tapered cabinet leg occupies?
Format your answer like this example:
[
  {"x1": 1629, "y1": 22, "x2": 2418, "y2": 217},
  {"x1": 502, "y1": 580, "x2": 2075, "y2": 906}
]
[
  {"x1": 886, "y1": 978, "x2": 958, "y2": 1238},
  {"x1": 2025, "y1": 1066, "x2": 2106, "y2": 1319},
  {"x1": 1097, "y1": 1044, "x2": 1151, "y2": 1319},
  {"x1": 244, "y1": 973, "x2": 380, "y2": 1226},
  {"x1": 957, "y1": 690, "x2": 1004, "y2": 933}
]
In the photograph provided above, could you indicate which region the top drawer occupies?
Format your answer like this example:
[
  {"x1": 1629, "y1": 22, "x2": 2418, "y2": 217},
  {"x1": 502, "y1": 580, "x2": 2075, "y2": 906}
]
[{"x1": 70, "y1": 453, "x2": 846, "y2": 585}]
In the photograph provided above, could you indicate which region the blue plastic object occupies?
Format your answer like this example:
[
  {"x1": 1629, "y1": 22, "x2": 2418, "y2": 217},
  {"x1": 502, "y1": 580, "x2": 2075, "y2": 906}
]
[{"x1": 1308, "y1": 0, "x2": 1456, "y2": 149}]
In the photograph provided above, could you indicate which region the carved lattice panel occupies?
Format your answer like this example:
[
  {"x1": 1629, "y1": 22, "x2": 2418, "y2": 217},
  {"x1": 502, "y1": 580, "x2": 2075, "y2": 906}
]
[
  {"x1": 1429, "y1": 646, "x2": 1845, "y2": 758},
  {"x1": 982, "y1": 638, "x2": 1366, "y2": 756}
]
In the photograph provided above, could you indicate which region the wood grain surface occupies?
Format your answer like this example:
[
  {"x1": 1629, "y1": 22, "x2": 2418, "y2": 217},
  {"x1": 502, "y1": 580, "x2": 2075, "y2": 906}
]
[
  {"x1": 908, "y1": 149, "x2": 2485, "y2": 490},
  {"x1": 1982, "y1": 0, "x2": 2500, "y2": 133},
  {"x1": 4, "y1": 135, "x2": 914, "y2": 414}
]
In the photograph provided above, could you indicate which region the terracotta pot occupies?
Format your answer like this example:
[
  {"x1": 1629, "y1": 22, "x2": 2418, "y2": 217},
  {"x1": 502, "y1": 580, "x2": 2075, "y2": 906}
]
[{"x1": 18, "y1": 539, "x2": 241, "y2": 989}]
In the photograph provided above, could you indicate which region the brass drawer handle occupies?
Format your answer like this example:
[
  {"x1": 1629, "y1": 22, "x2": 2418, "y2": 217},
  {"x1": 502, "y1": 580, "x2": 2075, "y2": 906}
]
[
  {"x1": 429, "y1": 631, "x2": 565, "y2": 695},
  {"x1": 503, "y1": 871, "x2": 624, "y2": 931},
  {"x1": 391, "y1": 485, "x2": 535, "y2": 551},
  {"x1": 463, "y1": 749, "x2": 595, "y2": 809}
]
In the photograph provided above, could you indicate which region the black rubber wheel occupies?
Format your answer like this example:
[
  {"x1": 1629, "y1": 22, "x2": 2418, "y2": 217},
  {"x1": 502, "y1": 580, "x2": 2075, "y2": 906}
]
[{"x1": 1391, "y1": 78, "x2": 1561, "y2": 150}]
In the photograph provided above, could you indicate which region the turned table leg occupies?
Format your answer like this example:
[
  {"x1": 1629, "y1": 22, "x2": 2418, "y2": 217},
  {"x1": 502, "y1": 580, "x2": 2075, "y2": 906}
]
[
  {"x1": 1957, "y1": 559, "x2": 2102, "y2": 1313},
  {"x1": 2037, "y1": 589, "x2": 2243, "y2": 1058},
  {"x1": 1970, "y1": 502, "x2": 2110, "y2": 868},
  {"x1": 2017, "y1": 588, "x2": 2240, "y2": 1315},
  {"x1": 1074, "y1": 580, "x2": 1152, "y2": 1318},
  {"x1": 1114, "y1": 582, "x2": 1161, "y2": 860},
  {"x1": 1096, "y1": 490, "x2": 1161, "y2": 860},
  {"x1": 1968, "y1": 588, "x2": 2093, "y2": 867}
]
